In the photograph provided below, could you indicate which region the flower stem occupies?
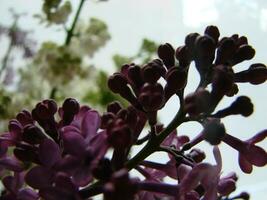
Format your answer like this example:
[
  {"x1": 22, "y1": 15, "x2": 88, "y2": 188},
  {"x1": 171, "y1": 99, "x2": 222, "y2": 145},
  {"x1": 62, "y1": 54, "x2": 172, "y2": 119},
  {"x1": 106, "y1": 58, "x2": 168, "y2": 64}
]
[
  {"x1": 65, "y1": 0, "x2": 86, "y2": 46},
  {"x1": 125, "y1": 107, "x2": 186, "y2": 170}
]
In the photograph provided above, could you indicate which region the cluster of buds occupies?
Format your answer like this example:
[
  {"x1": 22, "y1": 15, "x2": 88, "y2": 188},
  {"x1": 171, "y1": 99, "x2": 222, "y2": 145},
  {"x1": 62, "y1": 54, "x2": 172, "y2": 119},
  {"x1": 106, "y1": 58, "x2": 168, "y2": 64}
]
[
  {"x1": 0, "y1": 26, "x2": 266, "y2": 200},
  {"x1": 108, "y1": 55, "x2": 188, "y2": 126}
]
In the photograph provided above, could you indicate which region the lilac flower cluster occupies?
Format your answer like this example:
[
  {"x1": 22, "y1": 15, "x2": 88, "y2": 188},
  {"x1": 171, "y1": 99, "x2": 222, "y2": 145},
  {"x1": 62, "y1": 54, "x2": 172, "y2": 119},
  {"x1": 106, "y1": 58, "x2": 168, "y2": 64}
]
[{"x1": 0, "y1": 26, "x2": 266, "y2": 200}]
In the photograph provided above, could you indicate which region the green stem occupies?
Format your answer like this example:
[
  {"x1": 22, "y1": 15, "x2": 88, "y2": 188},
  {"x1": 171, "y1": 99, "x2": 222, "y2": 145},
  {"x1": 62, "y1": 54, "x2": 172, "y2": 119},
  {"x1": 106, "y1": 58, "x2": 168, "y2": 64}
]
[
  {"x1": 49, "y1": 0, "x2": 85, "y2": 98},
  {"x1": 65, "y1": 0, "x2": 86, "y2": 46},
  {"x1": 0, "y1": 40, "x2": 13, "y2": 77},
  {"x1": 125, "y1": 107, "x2": 185, "y2": 170}
]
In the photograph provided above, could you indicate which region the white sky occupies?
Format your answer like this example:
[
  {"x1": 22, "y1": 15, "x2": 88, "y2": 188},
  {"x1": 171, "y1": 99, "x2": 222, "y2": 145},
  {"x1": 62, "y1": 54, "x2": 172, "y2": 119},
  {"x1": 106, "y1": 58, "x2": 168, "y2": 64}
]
[{"x1": 0, "y1": 0, "x2": 266, "y2": 199}]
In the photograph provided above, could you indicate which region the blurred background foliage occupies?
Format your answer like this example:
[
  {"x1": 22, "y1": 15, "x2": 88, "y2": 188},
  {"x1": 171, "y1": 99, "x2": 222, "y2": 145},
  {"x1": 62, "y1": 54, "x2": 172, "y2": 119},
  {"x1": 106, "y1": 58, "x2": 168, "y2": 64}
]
[{"x1": 0, "y1": 0, "x2": 158, "y2": 130}]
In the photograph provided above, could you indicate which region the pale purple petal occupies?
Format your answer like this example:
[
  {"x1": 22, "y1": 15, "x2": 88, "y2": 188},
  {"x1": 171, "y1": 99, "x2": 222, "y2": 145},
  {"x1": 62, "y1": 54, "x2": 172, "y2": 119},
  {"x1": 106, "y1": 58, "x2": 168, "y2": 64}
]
[
  {"x1": 81, "y1": 110, "x2": 100, "y2": 142},
  {"x1": 0, "y1": 156, "x2": 23, "y2": 172},
  {"x1": 71, "y1": 106, "x2": 91, "y2": 129},
  {"x1": 61, "y1": 131, "x2": 86, "y2": 156},
  {"x1": 55, "y1": 172, "x2": 78, "y2": 193},
  {"x1": 8, "y1": 119, "x2": 23, "y2": 140},
  {"x1": 218, "y1": 178, "x2": 236, "y2": 196},
  {"x1": 238, "y1": 154, "x2": 252, "y2": 173},
  {"x1": 2, "y1": 173, "x2": 24, "y2": 193},
  {"x1": 203, "y1": 184, "x2": 218, "y2": 200},
  {"x1": 39, "y1": 139, "x2": 61, "y2": 167},
  {"x1": 88, "y1": 131, "x2": 108, "y2": 159},
  {"x1": 247, "y1": 129, "x2": 267, "y2": 144},
  {"x1": 72, "y1": 165, "x2": 93, "y2": 186},
  {"x1": 213, "y1": 146, "x2": 222, "y2": 172},
  {"x1": 244, "y1": 144, "x2": 267, "y2": 166},
  {"x1": 17, "y1": 188, "x2": 39, "y2": 200},
  {"x1": 54, "y1": 155, "x2": 80, "y2": 175},
  {"x1": 25, "y1": 166, "x2": 54, "y2": 189},
  {"x1": 177, "y1": 164, "x2": 192, "y2": 181}
]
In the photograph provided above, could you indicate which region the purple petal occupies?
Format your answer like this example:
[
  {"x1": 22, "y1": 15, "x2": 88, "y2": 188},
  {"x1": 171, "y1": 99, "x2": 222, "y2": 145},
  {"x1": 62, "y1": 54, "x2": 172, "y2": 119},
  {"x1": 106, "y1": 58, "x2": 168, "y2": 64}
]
[
  {"x1": 218, "y1": 178, "x2": 236, "y2": 196},
  {"x1": 81, "y1": 110, "x2": 100, "y2": 142},
  {"x1": 72, "y1": 165, "x2": 93, "y2": 186},
  {"x1": 54, "y1": 155, "x2": 80, "y2": 175},
  {"x1": 8, "y1": 119, "x2": 23, "y2": 140},
  {"x1": 180, "y1": 163, "x2": 215, "y2": 194},
  {"x1": 2, "y1": 173, "x2": 24, "y2": 193},
  {"x1": 25, "y1": 166, "x2": 54, "y2": 189},
  {"x1": 203, "y1": 184, "x2": 218, "y2": 200},
  {"x1": 244, "y1": 144, "x2": 267, "y2": 166},
  {"x1": 55, "y1": 172, "x2": 78, "y2": 192},
  {"x1": 213, "y1": 146, "x2": 222, "y2": 172},
  {"x1": 247, "y1": 129, "x2": 267, "y2": 144},
  {"x1": 17, "y1": 188, "x2": 39, "y2": 200},
  {"x1": 238, "y1": 154, "x2": 253, "y2": 173},
  {"x1": 0, "y1": 156, "x2": 23, "y2": 172},
  {"x1": 61, "y1": 125, "x2": 81, "y2": 135},
  {"x1": 61, "y1": 131, "x2": 86, "y2": 156},
  {"x1": 177, "y1": 164, "x2": 192, "y2": 181},
  {"x1": 39, "y1": 139, "x2": 61, "y2": 167},
  {"x1": 0, "y1": 141, "x2": 8, "y2": 157},
  {"x1": 88, "y1": 131, "x2": 108, "y2": 159},
  {"x1": 71, "y1": 106, "x2": 91, "y2": 128}
]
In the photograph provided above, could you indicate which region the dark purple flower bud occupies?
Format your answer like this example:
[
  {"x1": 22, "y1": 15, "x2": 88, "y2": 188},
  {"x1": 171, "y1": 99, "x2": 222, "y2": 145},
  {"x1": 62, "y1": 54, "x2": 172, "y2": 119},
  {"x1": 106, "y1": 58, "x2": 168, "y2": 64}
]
[
  {"x1": 108, "y1": 73, "x2": 140, "y2": 108},
  {"x1": 231, "y1": 45, "x2": 255, "y2": 65},
  {"x1": 194, "y1": 35, "x2": 216, "y2": 74},
  {"x1": 104, "y1": 169, "x2": 138, "y2": 200},
  {"x1": 16, "y1": 110, "x2": 34, "y2": 126},
  {"x1": 101, "y1": 112, "x2": 116, "y2": 129},
  {"x1": 164, "y1": 66, "x2": 187, "y2": 100},
  {"x1": 107, "y1": 101, "x2": 123, "y2": 114},
  {"x1": 22, "y1": 124, "x2": 46, "y2": 144},
  {"x1": 142, "y1": 64, "x2": 161, "y2": 83},
  {"x1": 62, "y1": 98, "x2": 80, "y2": 125},
  {"x1": 149, "y1": 59, "x2": 166, "y2": 76},
  {"x1": 138, "y1": 83, "x2": 164, "y2": 112},
  {"x1": 175, "y1": 45, "x2": 191, "y2": 67},
  {"x1": 8, "y1": 119, "x2": 23, "y2": 141},
  {"x1": 235, "y1": 63, "x2": 267, "y2": 85},
  {"x1": 203, "y1": 119, "x2": 226, "y2": 145},
  {"x1": 157, "y1": 43, "x2": 175, "y2": 68},
  {"x1": 184, "y1": 88, "x2": 211, "y2": 116},
  {"x1": 32, "y1": 99, "x2": 57, "y2": 120},
  {"x1": 214, "y1": 96, "x2": 253, "y2": 118},
  {"x1": 204, "y1": 25, "x2": 220, "y2": 44},
  {"x1": 13, "y1": 146, "x2": 38, "y2": 163},
  {"x1": 127, "y1": 64, "x2": 144, "y2": 90},
  {"x1": 226, "y1": 83, "x2": 239, "y2": 97},
  {"x1": 211, "y1": 65, "x2": 234, "y2": 98},
  {"x1": 237, "y1": 36, "x2": 248, "y2": 46},
  {"x1": 215, "y1": 38, "x2": 236, "y2": 65},
  {"x1": 185, "y1": 32, "x2": 200, "y2": 56},
  {"x1": 188, "y1": 148, "x2": 206, "y2": 163},
  {"x1": 31, "y1": 100, "x2": 58, "y2": 141},
  {"x1": 108, "y1": 73, "x2": 128, "y2": 93},
  {"x1": 237, "y1": 192, "x2": 250, "y2": 200},
  {"x1": 247, "y1": 63, "x2": 267, "y2": 84},
  {"x1": 195, "y1": 35, "x2": 216, "y2": 58}
]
